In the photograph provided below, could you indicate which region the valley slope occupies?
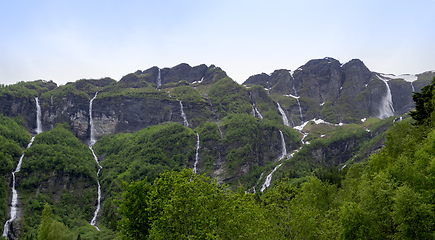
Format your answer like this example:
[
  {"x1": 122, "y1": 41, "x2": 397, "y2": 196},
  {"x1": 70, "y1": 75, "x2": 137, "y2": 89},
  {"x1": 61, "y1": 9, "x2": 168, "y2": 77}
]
[{"x1": 0, "y1": 57, "x2": 433, "y2": 238}]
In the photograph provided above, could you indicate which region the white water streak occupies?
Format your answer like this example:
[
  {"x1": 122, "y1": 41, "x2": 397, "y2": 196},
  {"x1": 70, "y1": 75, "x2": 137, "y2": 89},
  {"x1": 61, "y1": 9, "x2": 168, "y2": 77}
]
[
  {"x1": 2, "y1": 136, "x2": 36, "y2": 238},
  {"x1": 292, "y1": 81, "x2": 303, "y2": 121},
  {"x1": 193, "y1": 133, "x2": 200, "y2": 174},
  {"x1": 89, "y1": 92, "x2": 102, "y2": 231},
  {"x1": 377, "y1": 75, "x2": 395, "y2": 119},
  {"x1": 260, "y1": 163, "x2": 282, "y2": 192},
  {"x1": 35, "y1": 97, "x2": 42, "y2": 134},
  {"x1": 252, "y1": 103, "x2": 263, "y2": 119},
  {"x1": 156, "y1": 68, "x2": 162, "y2": 89},
  {"x1": 179, "y1": 101, "x2": 189, "y2": 127},
  {"x1": 277, "y1": 103, "x2": 290, "y2": 127},
  {"x1": 89, "y1": 93, "x2": 98, "y2": 145},
  {"x1": 279, "y1": 130, "x2": 287, "y2": 160},
  {"x1": 3, "y1": 98, "x2": 43, "y2": 238},
  {"x1": 260, "y1": 130, "x2": 289, "y2": 192}
]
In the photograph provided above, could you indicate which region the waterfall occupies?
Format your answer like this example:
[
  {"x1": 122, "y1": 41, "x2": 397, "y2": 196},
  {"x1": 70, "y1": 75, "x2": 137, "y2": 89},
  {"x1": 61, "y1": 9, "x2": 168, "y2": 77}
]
[
  {"x1": 301, "y1": 132, "x2": 308, "y2": 145},
  {"x1": 2, "y1": 137, "x2": 36, "y2": 238},
  {"x1": 252, "y1": 103, "x2": 263, "y2": 119},
  {"x1": 260, "y1": 163, "x2": 282, "y2": 192},
  {"x1": 377, "y1": 75, "x2": 395, "y2": 119},
  {"x1": 89, "y1": 93, "x2": 98, "y2": 145},
  {"x1": 179, "y1": 100, "x2": 189, "y2": 127},
  {"x1": 3, "y1": 98, "x2": 43, "y2": 238},
  {"x1": 411, "y1": 82, "x2": 415, "y2": 92},
  {"x1": 278, "y1": 130, "x2": 287, "y2": 160},
  {"x1": 156, "y1": 68, "x2": 162, "y2": 89},
  {"x1": 292, "y1": 81, "x2": 303, "y2": 121},
  {"x1": 277, "y1": 103, "x2": 290, "y2": 127},
  {"x1": 216, "y1": 123, "x2": 223, "y2": 140},
  {"x1": 88, "y1": 92, "x2": 102, "y2": 231},
  {"x1": 193, "y1": 133, "x2": 200, "y2": 174},
  {"x1": 35, "y1": 97, "x2": 42, "y2": 134},
  {"x1": 259, "y1": 130, "x2": 289, "y2": 192}
]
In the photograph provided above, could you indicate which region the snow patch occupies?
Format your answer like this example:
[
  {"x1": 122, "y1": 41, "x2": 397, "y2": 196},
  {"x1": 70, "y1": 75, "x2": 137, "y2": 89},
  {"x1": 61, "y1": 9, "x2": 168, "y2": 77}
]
[
  {"x1": 380, "y1": 73, "x2": 417, "y2": 82},
  {"x1": 293, "y1": 118, "x2": 337, "y2": 131}
]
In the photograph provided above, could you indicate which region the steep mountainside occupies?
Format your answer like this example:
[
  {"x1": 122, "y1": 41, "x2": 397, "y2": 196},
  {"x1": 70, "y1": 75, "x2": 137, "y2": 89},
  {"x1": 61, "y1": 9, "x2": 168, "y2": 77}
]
[
  {"x1": 245, "y1": 57, "x2": 434, "y2": 125},
  {"x1": 0, "y1": 58, "x2": 433, "y2": 238}
]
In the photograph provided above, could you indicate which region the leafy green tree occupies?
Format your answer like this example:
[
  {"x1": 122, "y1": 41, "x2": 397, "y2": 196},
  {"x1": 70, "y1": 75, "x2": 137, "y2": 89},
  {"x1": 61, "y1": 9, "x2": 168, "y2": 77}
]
[
  {"x1": 118, "y1": 169, "x2": 275, "y2": 239},
  {"x1": 37, "y1": 203, "x2": 75, "y2": 240},
  {"x1": 392, "y1": 185, "x2": 434, "y2": 239},
  {"x1": 410, "y1": 77, "x2": 435, "y2": 126},
  {"x1": 117, "y1": 179, "x2": 152, "y2": 239}
]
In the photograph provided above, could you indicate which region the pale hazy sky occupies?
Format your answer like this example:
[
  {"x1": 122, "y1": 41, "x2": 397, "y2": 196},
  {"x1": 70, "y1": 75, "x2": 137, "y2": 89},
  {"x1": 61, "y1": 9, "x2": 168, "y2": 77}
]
[{"x1": 1, "y1": 0, "x2": 434, "y2": 85}]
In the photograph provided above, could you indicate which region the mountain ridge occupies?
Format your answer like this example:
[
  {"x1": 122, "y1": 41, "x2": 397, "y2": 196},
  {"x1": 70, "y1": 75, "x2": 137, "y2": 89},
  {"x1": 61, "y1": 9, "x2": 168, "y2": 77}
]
[{"x1": 0, "y1": 57, "x2": 434, "y2": 238}]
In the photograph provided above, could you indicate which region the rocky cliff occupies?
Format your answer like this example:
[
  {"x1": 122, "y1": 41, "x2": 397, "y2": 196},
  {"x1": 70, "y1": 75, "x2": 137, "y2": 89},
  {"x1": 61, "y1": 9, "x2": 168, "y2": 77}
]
[
  {"x1": 244, "y1": 57, "x2": 434, "y2": 126},
  {"x1": 1, "y1": 58, "x2": 434, "y2": 238}
]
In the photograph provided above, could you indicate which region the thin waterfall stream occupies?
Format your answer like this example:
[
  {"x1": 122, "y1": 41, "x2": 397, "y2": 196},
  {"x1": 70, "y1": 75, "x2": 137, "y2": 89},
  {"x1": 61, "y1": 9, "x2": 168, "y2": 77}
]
[
  {"x1": 156, "y1": 68, "x2": 162, "y2": 89},
  {"x1": 88, "y1": 92, "x2": 102, "y2": 231},
  {"x1": 277, "y1": 102, "x2": 290, "y2": 127},
  {"x1": 193, "y1": 133, "x2": 200, "y2": 174},
  {"x1": 179, "y1": 100, "x2": 189, "y2": 127},
  {"x1": 251, "y1": 103, "x2": 263, "y2": 119},
  {"x1": 291, "y1": 81, "x2": 303, "y2": 121},
  {"x1": 260, "y1": 130, "x2": 287, "y2": 192},
  {"x1": 3, "y1": 97, "x2": 42, "y2": 239}
]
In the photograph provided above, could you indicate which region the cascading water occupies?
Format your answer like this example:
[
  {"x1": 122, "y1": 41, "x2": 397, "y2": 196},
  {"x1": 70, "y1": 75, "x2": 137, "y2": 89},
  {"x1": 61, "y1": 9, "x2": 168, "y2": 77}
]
[
  {"x1": 216, "y1": 123, "x2": 223, "y2": 140},
  {"x1": 377, "y1": 75, "x2": 395, "y2": 119},
  {"x1": 156, "y1": 68, "x2": 162, "y2": 89},
  {"x1": 3, "y1": 97, "x2": 43, "y2": 239},
  {"x1": 292, "y1": 84, "x2": 303, "y2": 121},
  {"x1": 2, "y1": 137, "x2": 36, "y2": 238},
  {"x1": 276, "y1": 102, "x2": 290, "y2": 127},
  {"x1": 410, "y1": 82, "x2": 415, "y2": 92},
  {"x1": 193, "y1": 133, "x2": 200, "y2": 174},
  {"x1": 260, "y1": 130, "x2": 288, "y2": 192},
  {"x1": 179, "y1": 100, "x2": 189, "y2": 127},
  {"x1": 260, "y1": 163, "x2": 282, "y2": 192},
  {"x1": 88, "y1": 92, "x2": 102, "y2": 231},
  {"x1": 251, "y1": 103, "x2": 263, "y2": 119},
  {"x1": 278, "y1": 130, "x2": 287, "y2": 160},
  {"x1": 35, "y1": 97, "x2": 42, "y2": 134}
]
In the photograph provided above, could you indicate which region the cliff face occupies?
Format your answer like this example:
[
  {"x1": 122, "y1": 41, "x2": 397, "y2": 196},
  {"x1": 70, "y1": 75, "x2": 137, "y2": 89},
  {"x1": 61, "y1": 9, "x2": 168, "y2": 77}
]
[
  {"x1": 244, "y1": 57, "x2": 435, "y2": 125},
  {"x1": 1, "y1": 59, "x2": 434, "y2": 239},
  {"x1": 0, "y1": 60, "x2": 433, "y2": 181}
]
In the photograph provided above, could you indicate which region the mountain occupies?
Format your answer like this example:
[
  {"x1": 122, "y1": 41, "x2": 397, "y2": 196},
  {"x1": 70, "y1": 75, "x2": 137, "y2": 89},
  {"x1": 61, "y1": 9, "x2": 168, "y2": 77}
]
[
  {"x1": 244, "y1": 57, "x2": 434, "y2": 126},
  {"x1": 0, "y1": 58, "x2": 433, "y2": 239}
]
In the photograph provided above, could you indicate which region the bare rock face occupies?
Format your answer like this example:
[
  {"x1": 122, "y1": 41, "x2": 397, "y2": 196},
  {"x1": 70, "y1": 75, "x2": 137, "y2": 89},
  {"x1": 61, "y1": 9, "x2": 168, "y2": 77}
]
[
  {"x1": 92, "y1": 97, "x2": 186, "y2": 139},
  {"x1": 243, "y1": 57, "x2": 434, "y2": 124}
]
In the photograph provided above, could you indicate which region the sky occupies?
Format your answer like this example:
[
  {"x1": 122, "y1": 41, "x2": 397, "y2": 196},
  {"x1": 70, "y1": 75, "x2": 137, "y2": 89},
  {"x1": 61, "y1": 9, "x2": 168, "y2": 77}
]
[{"x1": 1, "y1": 0, "x2": 434, "y2": 85}]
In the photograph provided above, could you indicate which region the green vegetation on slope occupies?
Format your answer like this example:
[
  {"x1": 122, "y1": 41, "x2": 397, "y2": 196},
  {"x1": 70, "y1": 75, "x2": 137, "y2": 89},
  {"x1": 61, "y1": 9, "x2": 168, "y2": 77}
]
[
  {"x1": 17, "y1": 124, "x2": 104, "y2": 239},
  {"x1": 118, "y1": 169, "x2": 275, "y2": 240},
  {"x1": 0, "y1": 80, "x2": 57, "y2": 99},
  {"x1": 208, "y1": 77, "x2": 251, "y2": 118},
  {"x1": 0, "y1": 115, "x2": 31, "y2": 234},
  {"x1": 94, "y1": 123, "x2": 197, "y2": 230}
]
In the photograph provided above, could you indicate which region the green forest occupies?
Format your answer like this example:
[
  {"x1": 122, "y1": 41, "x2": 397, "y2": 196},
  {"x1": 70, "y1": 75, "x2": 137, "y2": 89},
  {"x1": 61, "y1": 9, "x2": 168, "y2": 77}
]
[{"x1": 1, "y1": 77, "x2": 435, "y2": 239}]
